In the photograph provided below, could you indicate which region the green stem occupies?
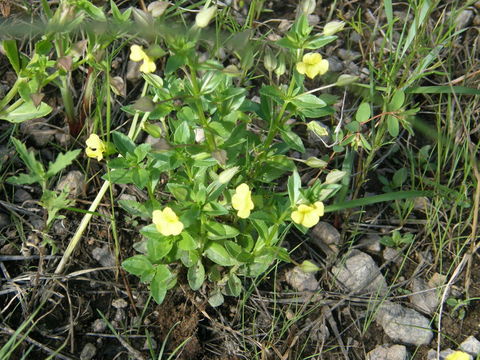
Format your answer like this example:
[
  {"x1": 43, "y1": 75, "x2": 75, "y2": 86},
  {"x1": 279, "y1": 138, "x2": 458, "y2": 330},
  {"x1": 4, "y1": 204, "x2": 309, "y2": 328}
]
[
  {"x1": 0, "y1": 77, "x2": 25, "y2": 111},
  {"x1": 188, "y1": 67, "x2": 216, "y2": 152},
  {"x1": 262, "y1": 76, "x2": 296, "y2": 151},
  {"x1": 55, "y1": 84, "x2": 154, "y2": 275}
]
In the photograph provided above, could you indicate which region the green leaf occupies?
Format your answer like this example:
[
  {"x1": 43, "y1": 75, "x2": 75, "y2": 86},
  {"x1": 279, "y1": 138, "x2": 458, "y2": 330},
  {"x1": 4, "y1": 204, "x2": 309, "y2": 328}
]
[
  {"x1": 224, "y1": 273, "x2": 242, "y2": 296},
  {"x1": 288, "y1": 170, "x2": 301, "y2": 206},
  {"x1": 388, "y1": 90, "x2": 405, "y2": 111},
  {"x1": 259, "y1": 85, "x2": 284, "y2": 105},
  {"x1": 355, "y1": 102, "x2": 371, "y2": 123},
  {"x1": 204, "y1": 242, "x2": 238, "y2": 266},
  {"x1": 0, "y1": 101, "x2": 52, "y2": 123},
  {"x1": 324, "y1": 190, "x2": 432, "y2": 212},
  {"x1": 7, "y1": 173, "x2": 42, "y2": 186},
  {"x1": 208, "y1": 290, "x2": 224, "y2": 307},
  {"x1": 179, "y1": 232, "x2": 199, "y2": 251},
  {"x1": 40, "y1": 189, "x2": 73, "y2": 227},
  {"x1": 2, "y1": 40, "x2": 20, "y2": 74},
  {"x1": 76, "y1": 0, "x2": 106, "y2": 21},
  {"x1": 167, "y1": 183, "x2": 190, "y2": 201},
  {"x1": 325, "y1": 170, "x2": 347, "y2": 184},
  {"x1": 165, "y1": 54, "x2": 187, "y2": 74},
  {"x1": 150, "y1": 265, "x2": 172, "y2": 304},
  {"x1": 112, "y1": 131, "x2": 136, "y2": 157},
  {"x1": 387, "y1": 115, "x2": 399, "y2": 137},
  {"x1": 173, "y1": 121, "x2": 192, "y2": 144},
  {"x1": 103, "y1": 169, "x2": 133, "y2": 184},
  {"x1": 393, "y1": 168, "x2": 408, "y2": 188},
  {"x1": 122, "y1": 255, "x2": 154, "y2": 282},
  {"x1": 46, "y1": 149, "x2": 81, "y2": 178},
  {"x1": 206, "y1": 222, "x2": 240, "y2": 240},
  {"x1": 132, "y1": 168, "x2": 149, "y2": 189},
  {"x1": 280, "y1": 129, "x2": 305, "y2": 153},
  {"x1": 147, "y1": 237, "x2": 173, "y2": 262},
  {"x1": 9, "y1": 137, "x2": 45, "y2": 181},
  {"x1": 291, "y1": 93, "x2": 326, "y2": 109},
  {"x1": 304, "y1": 35, "x2": 337, "y2": 49},
  {"x1": 118, "y1": 199, "x2": 149, "y2": 218},
  {"x1": 188, "y1": 261, "x2": 205, "y2": 290}
]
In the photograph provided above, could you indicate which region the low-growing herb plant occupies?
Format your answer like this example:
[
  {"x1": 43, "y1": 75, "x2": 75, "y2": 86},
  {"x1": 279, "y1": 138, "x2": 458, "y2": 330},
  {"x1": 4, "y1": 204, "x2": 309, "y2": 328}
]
[{"x1": 83, "y1": 5, "x2": 350, "y2": 305}]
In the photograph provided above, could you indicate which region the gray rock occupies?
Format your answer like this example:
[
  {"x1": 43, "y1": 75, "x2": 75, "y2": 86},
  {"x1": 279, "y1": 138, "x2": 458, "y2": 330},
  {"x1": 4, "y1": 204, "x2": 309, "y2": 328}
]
[
  {"x1": 367, "y1": 344, "x2": 407, "y2": 360},
  {"x1": 455, "y1": 10, "x2": 474, "y2": 30},
  {"x1": 358, "y1": 234, "x2": 381, "y2": 252},
  {"x1": 80, "y1": 343, "x2": 96, "y2": 360},
  {"x1": 332, "y1": 250, "x2": 387, "y2": 295},
  {"x1": 56, "y1": 171, "x2": 84, "y2": 198},
  {"x1": 427, "y1": 349, "x2": 472, "y2": 360},
  {"x1": 410, "y1": 278, "x2": 439, "y2": 315},
  {"x1": 312, "y1": 222, "x2": 340, "y2": 245},
  {"x1": 0, "y1": 212, "x2": 10, "y2": 229},
  {"x1": 112, "y1": 298, "x2": 128, "y2": 309},
  {"x1": 376, "y1": 301, "x2": 433, "y2": 346},
  {"x1": 337, "y1": 49, "x2": 361, "y2": 61},
  {"x1": 13, "y1": 189, "x2": 32, "y2": 204},
  {"x1": 328, "y1": 56, "x2": 344, "y2": 72},
  {"x1": 20, "y1": 119, "x2": 55, "y2": 147},
  {"x1": 52, "y1": 220, "x2": 68, "y2": 237},
  {"x1": 459, "y1": 336, "x2": 480, "y2": 356},
  {"x1": 92, "y1": 318, "x2": 106, "y2": 333},
  {"x1": 92, "y1": 246, "x2": 116, "y2": 267},
  {"x1": 285, "y1": 266, "x2": 319, "y2": 292},
  {"x1": 383, "y1": 247, "x2": 402, "y2": 264}
]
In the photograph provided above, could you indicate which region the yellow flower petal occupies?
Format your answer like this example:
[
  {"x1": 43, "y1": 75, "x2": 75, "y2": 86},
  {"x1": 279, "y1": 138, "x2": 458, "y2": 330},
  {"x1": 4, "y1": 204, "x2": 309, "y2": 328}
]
[
  {"x1": 445, "y1": 351, "x2": 472, "y2": 360},
  {"x1": 152, "y1": 207, "x2": 184, "y2": 236},
  {"x1": 296, "y1": 62, "x2": 307, "y2": 75},
  {"x1": 302, "y1": 211, "x2": 319, "y2": 228},
  {"x1": 85, "y1": 147, "x2": 103, "y2": 161},
  {"x1": 130, "y1": 45, "x2": 146, "y2": 62},
  {"x1": 140, "y1": 57, "x2": 156, "y2": 73},
  {"x1": 232, "y1": 183, "x2": 254, "y2": 219},
  {"x1": 305, "y1": 65, "x2": 318, "y2": 79},
  {"x1": 303, "y1": 52, "x2": 322, "y2": 64},
  {"x1": 85, "y1": 134, "x2": 105, "y2": 161},
  {"x1": 291, "y1": 210, "x2": 303, "y2": 224},
  {"x1": 317, "y1": 59, "x2": 329, "y2": 75},
  {"x1": 313, "y1": 201, "x2": 325, "y2": 216},
  {"x1": 291, "y1": 203, "x2": 324, "y2": 228}
]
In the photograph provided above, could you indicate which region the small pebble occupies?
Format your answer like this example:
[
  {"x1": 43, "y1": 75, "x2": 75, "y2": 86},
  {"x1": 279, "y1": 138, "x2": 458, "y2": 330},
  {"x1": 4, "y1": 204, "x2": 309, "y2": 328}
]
[
  {"x1": 459, "y1": 336, "x2": 480, "y2": 356},
  {"x1": 285, "y1": 265, "x2": 319, "y2": 292},
  {"x1": 80, "y1": 343, "x2": 97, "y2": 360}
]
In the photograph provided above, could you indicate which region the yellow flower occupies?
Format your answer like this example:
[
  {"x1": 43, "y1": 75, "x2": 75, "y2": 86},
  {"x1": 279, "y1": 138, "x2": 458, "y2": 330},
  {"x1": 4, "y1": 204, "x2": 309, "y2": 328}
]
[
  {"x1": 129, "y1": 44, "x2": 156, "y2": 73},
  {"x1": 445, "y1": 351, "x2": 471, "y2": 360},
  {"x1": 296, "y1": 53, "x2": 329, "y2": 79},
  {"x1": 152, "y1": 207, "x2": 184, "y2": 236},
  {"x1": 291, "y1": 201, "x2": 324, "y2": 228},
  {"x1": 232, "y1": 183, "x2": 254, "y2": 219},
  {"x1": 85, "y1": 134, "x2": 106, "y2": 161}
]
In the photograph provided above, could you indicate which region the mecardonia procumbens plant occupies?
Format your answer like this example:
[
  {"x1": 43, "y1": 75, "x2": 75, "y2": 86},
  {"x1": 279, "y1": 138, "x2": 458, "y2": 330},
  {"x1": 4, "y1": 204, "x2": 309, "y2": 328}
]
[{"x1": 89, "y1": 3, "x2": 349, "y2": 305}]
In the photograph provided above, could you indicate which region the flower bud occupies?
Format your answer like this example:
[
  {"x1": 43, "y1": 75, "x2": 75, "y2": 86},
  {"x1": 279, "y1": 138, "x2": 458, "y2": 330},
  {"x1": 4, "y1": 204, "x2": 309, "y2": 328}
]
[
  {"x1": 274, "y1": 53, "x2": 286, "y2": 77},
  {"x1": 305, "y1": 157, "x2": 327, "y2": 168},
  {"x1": 299, "y1": 260, "x2": 320, "y2": 273},
  {"x1": 323, "y1": 20, "x2": 345, "y2": 36},
  {"x1": 300, "y1": 0, "x2": 316, "y2": 15},
  {"x1": 307, "y1": 121, "x2": 329, "y2": 137},
  {"x1": 263, "y1": 48, "x2": 277, "y2": 72},
  {"x1": 148, "y1": 1, "x2": 169, "y2": 17},
  {"x1": 195, "y1": 5, "x2": 217, "y2": 28},
  {"x1": 335, "y1": 74, "x2": 359, "y2": 86}
]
